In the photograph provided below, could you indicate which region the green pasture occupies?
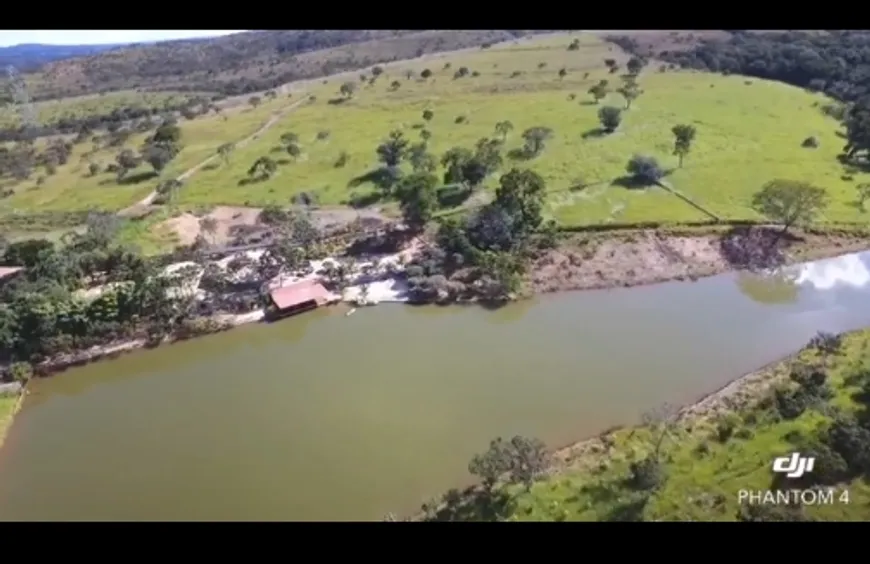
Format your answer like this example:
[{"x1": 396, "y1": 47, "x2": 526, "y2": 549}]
[
  {"x1": 0, "y1": 96, "x2": 290, "y2": 216},
  {"x1": 174, "y1": 33, "x2": 870, "y2": 226}
]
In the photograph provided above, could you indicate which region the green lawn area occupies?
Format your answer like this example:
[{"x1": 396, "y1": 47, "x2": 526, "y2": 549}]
[
  {"x1": 439, "y1": 329, "x2": 870, "y2": 522},
  {"x1": 0, "y1": 393, "x2": 21, "y2": 450},
  {"x1": 166, "y1": 34, "x2": 869, "y2": 229}
]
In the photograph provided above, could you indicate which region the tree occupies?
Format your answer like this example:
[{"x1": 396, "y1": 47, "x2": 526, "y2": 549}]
[
  {"x1": 626, "y1": 56, "x2": 646, "y2": 76},
  {"x1": 143, "y1": 144, "x2": 174, "y2": 173},
  {"x1": 626, "y1": 154, "x2": 664, "y2": 185},
  {"x1": 420, "y1": 129, "x2": 432, "y2": 143},
  {"x1": 248, "y1": 96, "x2": 262, "y2": 108},
  {"x1": 376, "y1": 130, "x2": 409, "y2": 168},
  {"x1": 286, "y1": 143, "x2": 302, "y2": 160},
  {"x1": 671, "y1": 124, "x2": 697, "y2": 168},
  {"x1": 371, "y1": 66, "x2": 384, "y2": 78},
  {"x1": 617, "y1": 82, "x2": 641, "y2": 109},
  {"x1": 568, "y1": 39, "x2": 580, "y2": 51},
  {"x1": 280, "y1": 132, "x2": 299, "y2": 147},
  {"x1": 217, "y1": 142, "x2": 235, "y2": 165},
  {"x1": 520, "y1": 127, "x2": 554, "y2": 157},
  {"x1": 339, "y1": 81, "x2": 357, "y2": 99},
  {"x1": 857, "y1": 183, "x2": 870, "y2": 212},
  {"x1": 751, "y1": 180, "x2": 829, "y2": 235},
  {"x1": 115, "y1": 149, "x2": 140, "y2": 180},
  {"x1": 421, "y1": 69, "x2": 432, "y2": 79},
  {"x1": 588, "y1": 82, "x2": 608, "y2": 103},
  {"x1": 395, "y1": 172, "x2": 438, "y2": 230},
  {"x1": 409, "y1": 143, "x2": 437, "y2": 173},
  {"x1": 598, "y1": 106, "x2": 623, "y2": 132},
  {"x1": 494, "y1": 120, "x2": 514, "y2": 141},
  {"x1": 422, "y1": 109, "x2": 434, "y2": 122},
  {"x1": 248, "y1": 156, "x2": 277, "y2": 180},
  {"x1": 468, "y1": 436, "x2": 550, "y2": 491},
  {"x1": 558, "y1": 67, "x2": 567, "y2": 80},
  {"x1": 88, "y1": 162, "x2": 100, "y2": 176},
  {"x1": 441, "y1": 147, "x2": 474, "y2": 185},
  {"x1": 494, "y1": 168, "x2": 547, "y2": 236},
  {"x1": 199, "y1": 217, "x2": 218, "y2": 244}
]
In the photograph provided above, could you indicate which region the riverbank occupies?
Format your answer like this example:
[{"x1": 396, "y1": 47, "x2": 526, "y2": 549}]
[
  {"x1": 0, "y1": 389, "x2": 25, "y2": 450},
  {"x1": 529, "y1": 226, "x2": 870, "y2": 294},
  {"x1": 420, "y1": 327, "x2": 870, "y2": 521}
]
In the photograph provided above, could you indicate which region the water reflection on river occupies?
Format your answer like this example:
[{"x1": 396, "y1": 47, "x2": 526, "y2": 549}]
[{"x1": 2, "y1": 251, "x2": 870, "y2": 521}]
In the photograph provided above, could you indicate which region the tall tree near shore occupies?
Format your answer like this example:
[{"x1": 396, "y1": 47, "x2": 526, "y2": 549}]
[
  {"x1": 751, "y1": 179, "x2": 829, "y2": 236},
  {"x1": 217, "y1": 142, "x2": 235, "y2": 165},
  {"x1": 671, "y1": 124, "x2": 697, "y2": 168}
]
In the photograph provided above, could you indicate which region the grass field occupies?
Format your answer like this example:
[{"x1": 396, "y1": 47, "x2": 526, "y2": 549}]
[
  {"x1": 5, "y1": 32, "x2": 870, "y2": 249},
  {"x1": 0, "y1": 90, "x2": 205, "y2": 128},
  {"x1": 0, "y1": 95, "x2": 293, "y2": 216},
  {"x1": 172, "y1": 33, "x2": 870, "y2": 226},
  {"x1": 439, "y1": 329, "x2": 870, "y2": 522},
  {"x1": 0, "y1": 393, "x2": 21, "y2": 450}
]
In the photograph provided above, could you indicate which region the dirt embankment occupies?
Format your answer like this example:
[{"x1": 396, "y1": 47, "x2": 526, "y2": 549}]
[{"x1": 529, "y1": 226, "x2": 870, "y2": 294}]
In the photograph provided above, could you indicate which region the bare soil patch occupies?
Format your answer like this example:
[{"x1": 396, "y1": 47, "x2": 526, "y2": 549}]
[
  {"x1": 156, "y1": 205, "x2": 391, "y2": 247},
  {"x1": 529, "y1": 227, "x2": 870, "y2": 294}
]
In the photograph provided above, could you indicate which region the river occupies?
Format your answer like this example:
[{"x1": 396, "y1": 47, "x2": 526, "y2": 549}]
[{"x1": 2, "y1": 250, "x2": 870, "y2": 521}]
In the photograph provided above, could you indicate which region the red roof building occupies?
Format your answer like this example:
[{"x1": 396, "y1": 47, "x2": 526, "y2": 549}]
[
  {"x1": 268, "y1": 279, "x2": 335, "y2": 318},
  {"x1": 0, "y1": 266, "x2": 23, "y2": 281}
]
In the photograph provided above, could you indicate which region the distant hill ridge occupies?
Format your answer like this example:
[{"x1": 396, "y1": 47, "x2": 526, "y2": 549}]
[
  {"x1": 21, "y1": 30, "x2": 549, "y2": 101},
  {"x1": 0, "y1": 43, "x2": 130, "y2": 71}
]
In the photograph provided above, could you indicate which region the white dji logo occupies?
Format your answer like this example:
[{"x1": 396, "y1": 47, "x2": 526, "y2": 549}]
[{"x1": 772, "y1": 452, "x2": 816, "y2": 478}]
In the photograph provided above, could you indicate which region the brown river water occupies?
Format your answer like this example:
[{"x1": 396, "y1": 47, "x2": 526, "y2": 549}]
[{"x1": 2, "y1": 251, "x2": 870, "y2": 521}]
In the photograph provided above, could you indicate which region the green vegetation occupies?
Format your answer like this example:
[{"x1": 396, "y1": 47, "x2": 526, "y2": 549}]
[
  {"x1": 419, "y1": 329, "x2": 870, "y2": 521},
  {"x1": 0, "y1": 90, "x2": 205, "y2": 129},
  {"x1": 0, "y1": 392, "x2": 20, "y2": 448}
]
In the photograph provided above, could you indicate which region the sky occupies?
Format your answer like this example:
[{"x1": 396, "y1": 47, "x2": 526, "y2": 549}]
[{"x1": 0, "y1": 30, "x2": 247, "y2": 47}]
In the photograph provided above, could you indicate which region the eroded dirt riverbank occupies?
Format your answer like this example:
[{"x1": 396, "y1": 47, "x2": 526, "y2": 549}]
[{"x1": 529, "y1": 226, "x2": 870, "y2": 294}]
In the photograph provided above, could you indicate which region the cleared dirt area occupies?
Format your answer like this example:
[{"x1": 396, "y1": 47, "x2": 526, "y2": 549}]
[
  {"x1": 529, "y1": 227, "x2": 870, "y2": 294},
  {"x1": 157, "y1": 205, "x2": 391, "y2": 247}
]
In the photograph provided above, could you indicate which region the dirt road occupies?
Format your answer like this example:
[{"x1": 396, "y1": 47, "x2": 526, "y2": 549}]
[{"x1": 117, "y1": 96, "x2": 309, "y2": 218}]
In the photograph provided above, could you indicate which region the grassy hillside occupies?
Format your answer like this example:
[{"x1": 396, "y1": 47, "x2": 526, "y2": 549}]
[
  {"x1": 161, "y1": 34, "x2": 868, "y2": 225},
  {"x1": 21, "y1": 30, "x2": 542, "y2": 100},
  {"x1": 4, "y1": 32, "x2": 870, "y2": 251},
  {"x1": 423, "y1": 329, "x2": 870, "y2": 521}
]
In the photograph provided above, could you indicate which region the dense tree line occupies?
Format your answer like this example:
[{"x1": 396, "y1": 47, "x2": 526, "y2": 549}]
[
  {"x1": 0, "y1": 95, "x2": 215, "y2": 142},
  {"x1": 610, "y1": 31, "x2": 870, "y2": 103}
]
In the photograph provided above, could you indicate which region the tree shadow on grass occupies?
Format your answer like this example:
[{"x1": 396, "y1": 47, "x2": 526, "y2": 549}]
[
  {"x1": 348, "y1": 167, "x2": 399, "y2": 190},
  {"x1": 579, "y1": 100, "x2": 598, "y2": 106},
  {"x1": 610, "y1": 175, "x2": 654, "y2": 190},
  {"x1": 345, "y1": 190, "x2": 383, "y2": 209},
  {"x1": 507, "y1": 147, "x2": 536, "y2": 162},
  {"x1": 202, "y1": 163, "x2": 220, "y2": 171},
  {"x1": 581, "y1": 127, "x2": 609, "y2": 139},
  {"x1": 428, "y1": 486, "x2": 516, "y2": 522},
  {"x1": 118, "y1": 171, "x2": 159, "y2": 186}
]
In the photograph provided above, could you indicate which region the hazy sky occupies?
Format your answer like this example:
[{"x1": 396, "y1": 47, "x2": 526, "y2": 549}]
[{"x1": 0, "y1": 30, "x2": 247, "y2": 47}]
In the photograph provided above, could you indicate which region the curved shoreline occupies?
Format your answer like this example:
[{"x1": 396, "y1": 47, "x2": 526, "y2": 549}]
[{"x1": 550, "y1": 343, "x2": 800, "y2": 467}]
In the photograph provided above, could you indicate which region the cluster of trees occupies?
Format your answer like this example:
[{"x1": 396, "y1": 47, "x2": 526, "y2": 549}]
[
  {"x1": 0, "y1": 205, "x2": 335, "y2": 378},
  {"x1": 616, "y1": 31, "x2": 870, "y2": 103},
  {"x1": 737, "y1": 332, "x2": 870, "y2": 521},
  {"x1": 0, "y1": 215, "x2": 193, "y2": 370},
  {"x1": 0, "y1": 95, "x2": 216, "y2": 143}
]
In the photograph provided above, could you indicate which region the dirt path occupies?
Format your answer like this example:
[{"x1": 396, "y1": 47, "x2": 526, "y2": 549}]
[{"x1": 117, "y1": 96, "x2": 309, "y2": 218}]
